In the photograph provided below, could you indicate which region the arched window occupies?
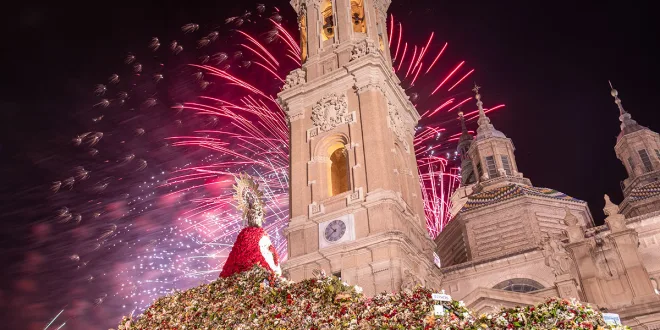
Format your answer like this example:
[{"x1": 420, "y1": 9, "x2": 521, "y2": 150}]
[
  {"x1": 493, "y1": 278, "x2": 544, "y2": 293},
  {"x1": 321, "y1": 0, "x2": 335, "y2": 41},
  {"x1": 328, "y1": 143, "x2": 350, "y2": 196},
  {"x1": 350, "y1": 0, "x2": 366, "y2": 33}
]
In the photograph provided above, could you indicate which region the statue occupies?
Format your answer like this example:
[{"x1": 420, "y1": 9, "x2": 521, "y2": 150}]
[
  {"x1": 220, "y1": 173, "x2": 282, "y2": 278},
  {"x1": 541, "y1": 236, "x2": 572, "y2": 277},
  {"x1": 563, "y1": 208, "x2": 585, "y2": 243},
  {"x1": 603, "y1": 194, "x2": 627, "y2": 232}
]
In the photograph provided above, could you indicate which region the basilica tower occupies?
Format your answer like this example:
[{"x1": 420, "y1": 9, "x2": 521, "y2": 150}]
[
  {"x1": 609, "y1": 84, "x2": 660, "y2": 217},
  {"x1": 277, "y1": 0, "x2": 441, "y2": 295}
]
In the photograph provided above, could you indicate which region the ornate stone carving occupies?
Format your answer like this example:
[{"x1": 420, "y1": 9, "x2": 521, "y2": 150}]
[
  {"x1": 350, "y1": 39, "x2": 377, "y2": 61},
  {"x1": 387, "y1": 101, "x2": 411, "y2": 152},
  {"x1": 282, "y1": 69, "x2": 306, "y2": 91},
  {"x1": 400, "y1": 269, "x2": 421, "y2": 291},
  {"x1": 346, "y1": 187, "x2": 364, "y2": 205},
  {"x1": 541, "y1": 236, "x2": 572, "y2": 277},
  {"x1": 311, "y1": 93, "x2": 349, "y2": 132},
  {"x1": 309, "y1": 202, "x2": 325, "y2": 217}
]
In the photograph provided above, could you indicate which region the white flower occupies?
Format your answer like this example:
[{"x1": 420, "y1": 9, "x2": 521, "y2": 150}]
[
  {"x1": 458, "y1": 300, "x2": 465, "y2": 307},
  {"x1": 354, "y1": 285, "x2": 363, "y2": 294}
]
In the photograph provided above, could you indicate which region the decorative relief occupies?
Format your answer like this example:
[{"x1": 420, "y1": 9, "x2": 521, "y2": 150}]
[
  {"x1": 309, "y1": 202, "x2": 325, "y2": 217},
  {"x1": 350, "y1": 39, "x2": 377, "y2": 61},
  {"x1": 541, "y1": 236, "x2": 572, "y2": 277},
  {"x1": 347, "y1": 187, "x2": 364, "y2": 205},
  {"x1": 307, "y1": 93, "x2": 356, "y2": 141},
  {"x1": 400, "y1": 269, "x2": 422, "y2": 291},
  {"x1": 282, "y1": 69, "x2": 306, "y2": 91},
  {"x1": 386, "y1": 100, "x2": 411, "y2": 152},
  {"x1": 312, "y1": 93, "x2": 348, "y2": 131}
]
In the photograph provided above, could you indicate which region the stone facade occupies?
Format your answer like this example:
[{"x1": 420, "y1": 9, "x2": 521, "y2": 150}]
[
  {"x1": 279, "y1": 0, "x2": 440, "y2": 296},
  {"x1": 435, "y1": 86, "x2": 660, "y2": 329},
  {"x1": 281, "y1": 1, "x2": 660, "y2": 328}
]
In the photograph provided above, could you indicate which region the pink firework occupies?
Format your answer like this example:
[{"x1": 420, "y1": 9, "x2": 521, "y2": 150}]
[{"x1": 33, "y1": 5, "x2": 508, "y2": 328}]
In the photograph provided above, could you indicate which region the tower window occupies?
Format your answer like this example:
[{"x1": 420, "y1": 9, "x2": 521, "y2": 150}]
[
  {"x1": 329, "y1": 144, "x2": 350, "y2": 196},
  {"x1": 321, "y1": 0, "x2": 335, "y2": 41},
  {"x1": 485, "y1": 156, "x2": 498, "y2": 178},
  {"x1": 350, "y1": 0, "x2": 366, "y2": 33},
  {"x1": 501, "y1": 155, "x2": 512, "y2": 176},
  {"x1": 639, "y1": 149, "x2": 654, "y2": 173}
]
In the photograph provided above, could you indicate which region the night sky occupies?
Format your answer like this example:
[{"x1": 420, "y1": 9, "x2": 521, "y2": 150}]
[{"x1": 1, "y1": 0, "x2": 659, "y2": 328}]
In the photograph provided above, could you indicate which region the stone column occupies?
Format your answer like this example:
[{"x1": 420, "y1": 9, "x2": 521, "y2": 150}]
[
  {"x1": 334, "y1": 0, "x2": 351, "y2": 43},
  {"x1": 286, "y1": 98, "x2": 308, "y2": 219}
]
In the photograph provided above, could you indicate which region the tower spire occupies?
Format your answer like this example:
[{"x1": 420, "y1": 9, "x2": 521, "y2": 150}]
[
  {"x1": 609, "y1": 81, "x2": 644, "y2": 138},
  {"x1": 609, "y1": 80, "x2": 627, "y2": 116},
  {"x1": 472, "y1": 83, "x2": 505, "y2": 140}
]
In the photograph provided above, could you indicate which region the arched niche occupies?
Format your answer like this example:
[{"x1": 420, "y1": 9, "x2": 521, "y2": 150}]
[{"x1": 313, "y1": 134, "x2": 351, "y2": 199}]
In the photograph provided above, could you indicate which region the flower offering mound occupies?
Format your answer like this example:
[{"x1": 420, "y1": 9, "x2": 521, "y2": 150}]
[{"x1": 117, "y1": 266, "x2": 629, "y2": 329}]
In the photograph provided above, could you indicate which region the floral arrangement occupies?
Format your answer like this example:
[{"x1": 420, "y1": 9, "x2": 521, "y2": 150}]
[{"x1": 117, "y1": 266, "x2": 629, "y2": 330}]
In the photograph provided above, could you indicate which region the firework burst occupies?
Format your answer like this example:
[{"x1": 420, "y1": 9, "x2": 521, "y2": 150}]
[{"x1": 17, "y1": 4, "x2": 507, "y2": 329}]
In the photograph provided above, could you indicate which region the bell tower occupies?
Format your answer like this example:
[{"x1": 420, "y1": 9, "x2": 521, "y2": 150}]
[
  {"x1": 278, "y1": 0, "x2": 441, "y2": 295},
  {"x1": 608, "y1": 83, "x2": 660, "y2": 217}
]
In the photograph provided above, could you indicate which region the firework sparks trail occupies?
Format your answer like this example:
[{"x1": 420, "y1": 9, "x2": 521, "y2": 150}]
[
  {"x1": 18, "y1": 7, "x2": 509, "y2": 329},
  {"x1": 44, "y1": 309, "x2": 65, "y2": 330}
]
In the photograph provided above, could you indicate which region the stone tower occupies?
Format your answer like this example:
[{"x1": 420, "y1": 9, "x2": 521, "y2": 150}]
[
  {"x1": 278, "y1": 0, "x2": 441, "y2": 295},
  {"x1": 437, "y1": 86, "x2": 593, "y2": 268},
  {"x1": 609, "y1": 83, "x2": 660, "y2": 217}
]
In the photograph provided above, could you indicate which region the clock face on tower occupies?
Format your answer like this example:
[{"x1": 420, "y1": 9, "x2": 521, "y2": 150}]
[{"x1": 324, "y1": 219, "x2": 347, "y2": 242}]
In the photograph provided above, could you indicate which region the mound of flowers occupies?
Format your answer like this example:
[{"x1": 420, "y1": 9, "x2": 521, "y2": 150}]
[{"x1": 117, "y1": 266, "x2": 628, "y2": 329}]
